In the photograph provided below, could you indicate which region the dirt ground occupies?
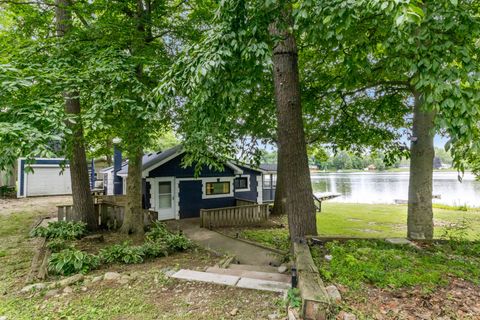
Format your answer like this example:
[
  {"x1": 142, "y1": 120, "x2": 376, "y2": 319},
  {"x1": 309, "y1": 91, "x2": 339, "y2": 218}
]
[{"x1": 0, "y1": 195, "x2": 72, "y2": 216}]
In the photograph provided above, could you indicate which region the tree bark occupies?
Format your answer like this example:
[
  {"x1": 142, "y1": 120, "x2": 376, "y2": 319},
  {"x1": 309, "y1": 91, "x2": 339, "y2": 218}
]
[
  {"x1": 56, "y1": 0, "x2": 96, "y2": 230},
  {"x1": 407, "y1": 90, "x2": 435, "y2": 239},
  {"x1": 120, "y1": 0, "x2": 148, "y2": 235},
  {"x1": 120, "y1": 148, "x2": 144, "y2": 235},
  {"x1": 270, "y1": 11, "x2": 317, "y2": 240},
  {"x1": 271, "y1": 149, "x2": 286, "y2": 215}
]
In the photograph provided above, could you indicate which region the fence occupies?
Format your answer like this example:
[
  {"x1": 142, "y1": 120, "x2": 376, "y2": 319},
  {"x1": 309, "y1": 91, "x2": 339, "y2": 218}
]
[
  {"x1": 200, "y1": 203, "x2": 270, "y2": 228},
  {"x1": 57, "y1": 203, "x2": 156, "y2": 230}
]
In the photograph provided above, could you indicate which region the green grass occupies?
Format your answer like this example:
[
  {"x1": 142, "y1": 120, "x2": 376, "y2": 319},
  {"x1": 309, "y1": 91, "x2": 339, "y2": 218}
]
[
  {"x1": 311, "y1": 240, "x2": 480, "y2": 290},
  {"x1": 240, "y1": 203, "x2": 480, "y2": 250}
]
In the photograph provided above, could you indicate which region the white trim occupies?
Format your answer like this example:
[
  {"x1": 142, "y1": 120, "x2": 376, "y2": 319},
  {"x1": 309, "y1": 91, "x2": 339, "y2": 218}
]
[
  {"x1": 256, "y1": 175, "x2": 263, "y2": 204},
  {"x1": 201, "y1": 177, "x2": 234, "y2": 199},
  {"x1": 17, "y1": 158, "x2": 22, "y2": 198},
  {"x1": 233, "y1": 174, "x2": 250, "y2": 192},
  {"x1": 142, "y1": 149, "x2": 185, "y2": 178},
  {"x1": 225, "y1": 161, "x2": 244, "y2": 175},
  {"x1": 29, "y1": 164, "x2": 70, "y2": 169},
  {"x1": 146, "y1": 177, "x2": 176, "y2": 220},
  {"x1": 18, "y1": 157, "x2": 66, "y2": 161}
]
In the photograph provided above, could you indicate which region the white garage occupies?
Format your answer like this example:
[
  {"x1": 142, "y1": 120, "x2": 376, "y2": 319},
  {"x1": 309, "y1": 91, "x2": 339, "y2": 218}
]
[{"x1": 18, "y1": 158, "x2": 73, "y2": 197}]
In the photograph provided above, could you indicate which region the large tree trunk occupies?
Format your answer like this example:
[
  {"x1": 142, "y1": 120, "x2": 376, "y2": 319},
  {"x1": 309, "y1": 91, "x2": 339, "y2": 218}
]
[
  {"x1": 271, "y1": 149, "x2": 286, "y2": 215},
  {"x1": 407, "y1": 91, "x2": 435, "y2": 239},
  {"x1": 270, "y1": 11, "x2": 317, "y2": 241},
  {"x1": 120, "y1": 148, "x2": 144, "y2": 235},
  {"x1": 120, "y1": 0, "x2": 148, "y2": 235},
  {"x1": 56, "y1": 0, "x2": 96, "y2": 230}
]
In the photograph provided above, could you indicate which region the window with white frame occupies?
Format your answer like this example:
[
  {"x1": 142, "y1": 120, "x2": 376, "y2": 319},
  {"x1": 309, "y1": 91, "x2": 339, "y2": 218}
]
[
  {"x1": 206, "y1": 181, "x2": 230, "y2": 195},
  {"x1": 234, "y1": 176, "x2": 249, "y2": 190}
]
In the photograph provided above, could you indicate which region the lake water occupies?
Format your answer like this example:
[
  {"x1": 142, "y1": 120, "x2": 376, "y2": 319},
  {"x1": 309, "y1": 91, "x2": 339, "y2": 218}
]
[{"x1": 311, "y1": 171, "x2": 480, "y2": 207}]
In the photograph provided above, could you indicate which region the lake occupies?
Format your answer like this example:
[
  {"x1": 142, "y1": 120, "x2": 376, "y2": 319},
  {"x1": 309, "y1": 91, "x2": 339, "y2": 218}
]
[{"x1": 311, "y1": 171, "x2": 480, "y2": 207}]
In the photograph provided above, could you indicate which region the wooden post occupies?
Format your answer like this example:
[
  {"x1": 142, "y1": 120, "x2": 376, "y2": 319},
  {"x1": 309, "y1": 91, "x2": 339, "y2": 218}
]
[{"x1": 293, "y1": 242, "x2": 331, "y2": 320}]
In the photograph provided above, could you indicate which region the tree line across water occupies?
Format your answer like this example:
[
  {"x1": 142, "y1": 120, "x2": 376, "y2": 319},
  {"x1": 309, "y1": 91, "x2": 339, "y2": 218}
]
[{"x1": 1, "y1": 0, "x2": 479, "y2": 241}]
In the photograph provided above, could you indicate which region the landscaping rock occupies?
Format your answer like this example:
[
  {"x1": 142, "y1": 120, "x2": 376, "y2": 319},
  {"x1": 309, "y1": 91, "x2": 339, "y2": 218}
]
[
  {"x1": 104, "y1": 272, "x2": 121, "y2": 281},
  {"x1": 268, "y1": 312, "x2": 279, "y2": 319},
  {"x1": 21, "y1": 283, "x2": 47, "y2": 293},
  {"x1": 277, "y1": 265, "x2": 288, "y2": 274},
  {"x1": 92, "y1": 276, "x2": 103, "y2": 283},
  {"x1": 287, "y1": 307, "x2": 299, "y2": 320},
  {"x1": 57, "y1": 274, "x2": 84, "y2": 287},
  {"x1": 229, "y1": 308, "x2": 238, "y2": 316},
  {"x1": 63, "y1": 286, "x2": 73, "y2": 294},
  {"x1": 45, "y1": 289, "x2": 60, "y2": 298},
  {"x1": 325, "y1": 255, "x2": 333, "y2": 261},
  {"x1": 326, "y1": 285, "x2": 342, "y2": 303},
  {"x1": 0, "y1": 316, "x2": 7, "y2": 320},
  {"x1": 338, "y1": 311, "x2": 356, "y2": 320},
  {"x1": 81, "y1": 287, "x2": 87, "y2": 292},
  {"x1": 118, "y1": 275, "x2": 131, "y2": 285}
]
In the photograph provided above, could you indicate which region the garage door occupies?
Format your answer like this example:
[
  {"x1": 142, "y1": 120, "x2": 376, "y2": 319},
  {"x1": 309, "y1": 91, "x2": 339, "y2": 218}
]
[{"x1": 25, "y1": 166, "x2": 72, "y2": 196}]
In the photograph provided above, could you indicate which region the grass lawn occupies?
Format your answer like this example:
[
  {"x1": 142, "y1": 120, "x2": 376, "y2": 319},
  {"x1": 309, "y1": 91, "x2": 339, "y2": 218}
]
[
  {"x1": 0, "y1": 197, "x2": 284, "y2": 320},
  {"x1": 241, "y1": 203, "x2": 480, "y2": 249}
]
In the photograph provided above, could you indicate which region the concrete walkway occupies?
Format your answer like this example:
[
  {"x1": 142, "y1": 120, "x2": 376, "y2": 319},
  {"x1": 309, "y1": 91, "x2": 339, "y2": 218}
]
[{"x1": 166, "y1": 218, "x2": 282, "y2": 266}]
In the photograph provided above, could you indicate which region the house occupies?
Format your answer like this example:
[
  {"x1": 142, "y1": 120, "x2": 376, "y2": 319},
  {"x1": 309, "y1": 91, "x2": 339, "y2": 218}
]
[{"x1": 102, "y1": 146, "x2": 278, "y2": 220}]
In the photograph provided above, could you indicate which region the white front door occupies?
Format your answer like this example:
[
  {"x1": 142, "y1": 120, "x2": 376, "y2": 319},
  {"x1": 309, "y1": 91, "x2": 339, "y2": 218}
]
[{"x1": 156, "y1": 178, "x2": 175, "y2": 220}]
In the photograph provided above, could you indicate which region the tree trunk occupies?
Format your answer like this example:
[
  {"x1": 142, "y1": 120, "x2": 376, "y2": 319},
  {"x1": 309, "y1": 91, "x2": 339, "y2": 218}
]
[
  {"x1": 120, "y1": 148, "x2": 144, "y2": 235},
  {"x1": 271, "y1": 149, "x2": 285, "y2": 215},
  {"x1": 407, "y1": 91, "x2": 435, "y2": 239},
  {"x1": 270, "y1": 11, "x2": 317, "y2": 241},
  {"x1": 119, "y1": 0, "x2": 148, "y2": 236},
  {"x1": 56, "y1": 0, "x2": 96, "y2": 230}
]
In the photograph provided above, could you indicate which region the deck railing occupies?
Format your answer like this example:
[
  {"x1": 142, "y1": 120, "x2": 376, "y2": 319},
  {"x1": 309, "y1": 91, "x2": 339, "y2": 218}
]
[
  {"x1": 57, "y1": 203, "x2": 156, "y2": 230},
  {"x1": 200, "y1": 203, "x2": 270, "y2": 228}
]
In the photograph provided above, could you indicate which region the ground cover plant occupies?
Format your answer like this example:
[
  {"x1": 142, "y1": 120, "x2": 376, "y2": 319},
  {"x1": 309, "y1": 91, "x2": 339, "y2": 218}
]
[
  {"x1": 43, "y1": 221, "x2": 193, "y2": 275},
  {"x1": 30, "y1": 221, "x2": 87, "y2": 240}
]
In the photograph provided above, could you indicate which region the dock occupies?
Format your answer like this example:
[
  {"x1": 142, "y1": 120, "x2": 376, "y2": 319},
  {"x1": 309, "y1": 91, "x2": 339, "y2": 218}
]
[{"x1": 313, "y1": 192, "x2": 341, "y2": 212}]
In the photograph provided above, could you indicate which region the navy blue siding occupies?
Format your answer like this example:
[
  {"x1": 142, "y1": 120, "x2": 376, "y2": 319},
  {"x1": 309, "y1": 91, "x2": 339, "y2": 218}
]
[
  {"x1": 148, "y1": 154, "x2": 234, "y2": 178},
  {"x1": 142, "y1": 179, "x2": 151, "y2": 209},
  {"x1": 178, "y1": 180, "x2": 235, "y2": 219},
  {"x1": 234, "y1": 166, "x2": 260, "y2": 202}
]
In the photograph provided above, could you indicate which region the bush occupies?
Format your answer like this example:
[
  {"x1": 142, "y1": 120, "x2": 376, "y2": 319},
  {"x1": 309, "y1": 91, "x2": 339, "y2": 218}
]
[
  {"x1": 31, "y1": 221, "x2": 87, "y2": 240},
  {"x1": 99, "y1": 241, "x2": 144, "y2": 264},
  {"x1": 140, "y1": 241, "x2": 169, "y2": 258},
  {"x1": 145, "y1": 222, "x2": 192, "y2": 252},
  {"x1": 48, "y1": 249, "x2": 99, "y2": 275},
  {"x1": 46, "y1": 239, "x2": 71, "y2": 253}
]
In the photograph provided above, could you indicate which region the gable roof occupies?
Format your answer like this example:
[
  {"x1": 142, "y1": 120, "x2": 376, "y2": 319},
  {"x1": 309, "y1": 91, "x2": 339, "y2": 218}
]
[{"x1": 259, "y1": 163, "x2": 277, "y2": 173}]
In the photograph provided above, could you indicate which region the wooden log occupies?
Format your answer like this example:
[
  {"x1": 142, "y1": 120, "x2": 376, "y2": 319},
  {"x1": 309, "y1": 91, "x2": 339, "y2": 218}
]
[{"x1": 293, "y1": 242, "x2": 331, "y2": 320}]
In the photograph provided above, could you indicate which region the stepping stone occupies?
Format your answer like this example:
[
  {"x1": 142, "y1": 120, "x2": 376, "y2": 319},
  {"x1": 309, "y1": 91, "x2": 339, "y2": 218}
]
[
  {"x1": 205, "y1": 267, "x2": 291, "y2": 283},
  {"x1": 236, "y1": 277, "x2": 290, "y2": 293},
  {"x1": 171, "y1": 269, "x2": 240, "y2": 286},
  {"x1": 386, "y1": 238, "x2": 414, "y2": 245}
]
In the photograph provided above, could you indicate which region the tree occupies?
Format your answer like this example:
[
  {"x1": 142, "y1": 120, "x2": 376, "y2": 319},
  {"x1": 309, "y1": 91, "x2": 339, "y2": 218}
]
[
  {"x1": 299, "y1": 0, "x2": 480, "y2": 239},
  {"x1": 55, "y1": 0, "x2": 96, "y2": 230}
]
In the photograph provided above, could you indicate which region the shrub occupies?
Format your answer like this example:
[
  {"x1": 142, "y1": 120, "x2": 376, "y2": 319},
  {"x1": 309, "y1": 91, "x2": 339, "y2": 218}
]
[
  {"x1": 140, "y1": 241, "x2": 169, "y2": 258},
  {"x1": 145, "y1": 222, "x2": 170, "y2": 242},
  {"x1": 145, "y1": 222, "x2": 192, "y2": 252},
  {"x1": 48, "y1": 249, "x2": 99, "y2": 275},
  {"x1": 31, "y1": 221, "x2": 87, "y2": 240},
  {"x1": 165, "y1": 233, "x2": 192, "y2": 252},
  {"x1": 99, "y1": 241, "x2": 144, "y2": 264},
  {"x1": 46, "y1": 239, "x2": 71, "y2": 253}
]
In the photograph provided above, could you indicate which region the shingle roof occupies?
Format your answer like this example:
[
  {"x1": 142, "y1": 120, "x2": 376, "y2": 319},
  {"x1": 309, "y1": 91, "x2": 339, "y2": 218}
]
[
  {"x1": 117, "y1": 145, "x2": 183, "y2": 176},
  {"x1": 259, "y1": 163, "x2": 277, "y2": 173}
]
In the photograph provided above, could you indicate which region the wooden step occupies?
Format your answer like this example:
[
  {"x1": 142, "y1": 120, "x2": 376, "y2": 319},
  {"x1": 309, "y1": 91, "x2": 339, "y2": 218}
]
[
  {"x1": 205, "y1": 267, "x2": 291, "y2": 283},
  {"x1": 228, "y1": 263, "x2": 280, "y2": 274}
]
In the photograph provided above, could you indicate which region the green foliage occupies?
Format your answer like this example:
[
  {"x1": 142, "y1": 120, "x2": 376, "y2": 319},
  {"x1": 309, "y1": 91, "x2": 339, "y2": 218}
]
[
  {"x1": 48, "y1": 249, "x2": 100, "y2": 276},
  {"x1": 145, "y1": 222, "x2": 192, "y2": 252},
  {"x1": 31, "y1": 221, "x2": 87, "y2": 240},
  {"x1": 99, "y1": 242, "x2": 144, "y2": 264},
  {"x1": 241, "y1": 229, "x2": 290, "y2": 252},
  {"x1": 286, "y1": 288, "x2": 301, "y2": 309},
  {"x1": 46, "y1": 239, "x2": 72, "y2": 253},
  {"x1": 139, "y1": 241, "x2": 169, "y2": 259},
  {"x1": 441, "y1": 216, "x2": 472, "y2": 242},
  {"x1": 312, "y1": 240, "x2": 480, "y2": 290}
]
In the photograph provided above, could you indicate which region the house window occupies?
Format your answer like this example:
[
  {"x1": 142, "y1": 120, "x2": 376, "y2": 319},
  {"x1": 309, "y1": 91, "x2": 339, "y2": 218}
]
[
  {"x1": 234, "y1": 177, "x2": 248, "y2": 190},
  {"x1": 206, "y1": 181, "x2": 230, "y2": 195}
]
